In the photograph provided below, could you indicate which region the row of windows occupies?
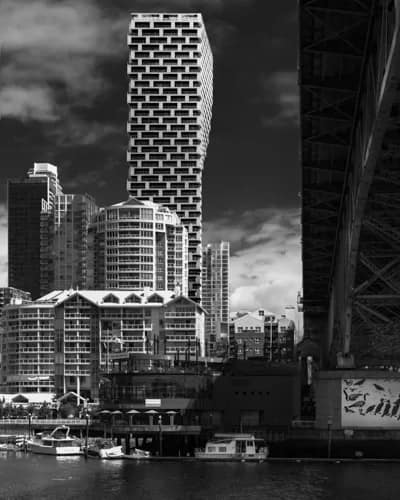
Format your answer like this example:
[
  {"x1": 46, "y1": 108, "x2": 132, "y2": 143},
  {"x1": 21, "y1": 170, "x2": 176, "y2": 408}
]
[
  {"x1": 131, "y1": 22, "x2": 201, "y2": 30},
  {"x1": 130, "y1": 80, "x2": 201, "y2": 88},
  {"x1": 130, "y1": 46, "x2": 200, "y2": 55}
]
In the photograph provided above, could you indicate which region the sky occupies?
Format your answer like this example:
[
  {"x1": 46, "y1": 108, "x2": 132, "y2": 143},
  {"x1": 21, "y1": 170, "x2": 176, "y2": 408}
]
[{"x1": 0, "y1": 0, "x2": 300, "y2": 315}]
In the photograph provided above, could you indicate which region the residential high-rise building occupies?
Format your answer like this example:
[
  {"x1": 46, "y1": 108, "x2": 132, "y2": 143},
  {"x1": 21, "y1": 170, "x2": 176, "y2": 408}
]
[
  {"x1": 8, "y1": 163, "x2": 62, "y2": 299},
  {"x1": 41, "y1": 193, "x2": 98, "y2": 293},
  {"x1": 126, "y1": 12, "x2": 213, "y2": 302},
  {"x1": 8, "y1": 163, "x2": 99, "y2": 298},
  {"x1": 87, "y1": 198, "x2": 188, "y2": 294},
  {"x1": 202, "y1": 242, "x2": 230, "y2": 356}
]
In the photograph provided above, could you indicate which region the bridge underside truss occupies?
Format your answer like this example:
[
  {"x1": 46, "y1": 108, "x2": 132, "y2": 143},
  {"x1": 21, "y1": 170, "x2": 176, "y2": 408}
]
[{"x1": 301, "y1": 0, "x2": 400, "y2": 366}]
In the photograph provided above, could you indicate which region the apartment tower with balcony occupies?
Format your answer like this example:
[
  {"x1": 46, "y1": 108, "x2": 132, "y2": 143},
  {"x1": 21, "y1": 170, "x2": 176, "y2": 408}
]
[
  {"x1": 44, "y1": 193, "x2": 98, "y2": 293},
  {"x1": 127, "y1": 12, "x2": 213, "y2": 303},
  {"x1": 202, "y1": 241, "x2": 230, "y2": 356},
  {"x1": 87, "y1": 198, "x2": 188, "y2": 294}
]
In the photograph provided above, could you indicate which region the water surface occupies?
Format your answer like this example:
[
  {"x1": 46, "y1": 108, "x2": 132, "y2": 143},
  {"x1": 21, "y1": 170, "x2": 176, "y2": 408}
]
[{"x1": 0, "y1": 454, "x2": 398, "y2": 500}]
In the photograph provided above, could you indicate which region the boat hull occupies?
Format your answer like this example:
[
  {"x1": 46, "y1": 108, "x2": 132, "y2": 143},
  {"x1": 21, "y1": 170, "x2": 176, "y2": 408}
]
[
  {"x1": 195, "y1": 452, "x2": 267, "y2": 461},
  {"x1": 98, "y1": 446, "x2": 124, "y2": 459},
  {"x1": 29, "y1": 443, "x2": 82, "y2": 456}
]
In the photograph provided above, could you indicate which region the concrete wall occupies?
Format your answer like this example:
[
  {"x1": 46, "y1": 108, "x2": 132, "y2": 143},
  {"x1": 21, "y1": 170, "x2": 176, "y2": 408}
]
[{"x1": 315, "y1": 370, "x2": 400, "y2": 430}]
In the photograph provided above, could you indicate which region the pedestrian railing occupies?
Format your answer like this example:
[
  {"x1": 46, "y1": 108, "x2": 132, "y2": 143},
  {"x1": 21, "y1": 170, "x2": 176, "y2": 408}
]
[{"x1": 0, "y1": 418, "x2": 88, "y2": 425}]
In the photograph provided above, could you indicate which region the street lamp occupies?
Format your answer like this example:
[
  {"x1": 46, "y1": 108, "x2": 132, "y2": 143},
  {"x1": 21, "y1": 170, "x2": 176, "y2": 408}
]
[
  {"x1": 27, "y1": 412, "x2": 32, "y2": 439},
  {"x1": 158, "y1": 415, "x2": 163, "y2": 457},
  {"x1": 84, "y1": 411, "x2": 90, "y2": 459}
]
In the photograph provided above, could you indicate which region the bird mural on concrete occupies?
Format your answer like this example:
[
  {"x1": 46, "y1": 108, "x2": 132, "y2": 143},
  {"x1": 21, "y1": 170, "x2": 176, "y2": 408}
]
[{"x1": 343, "y1": 380, "x2": 400, "y2": 425}]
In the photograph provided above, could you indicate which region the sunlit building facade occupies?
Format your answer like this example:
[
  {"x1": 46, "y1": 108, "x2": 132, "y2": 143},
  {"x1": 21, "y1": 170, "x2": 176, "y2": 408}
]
[
  {"x1": 1, "y1": 290, "x2": 205, "y2": 398},
  {"x1": 87, "y1": 198, "x2": 188, "y2": 294},
  {"x1": 127, "y1": 12, "x2": 213, "y2": 302}
]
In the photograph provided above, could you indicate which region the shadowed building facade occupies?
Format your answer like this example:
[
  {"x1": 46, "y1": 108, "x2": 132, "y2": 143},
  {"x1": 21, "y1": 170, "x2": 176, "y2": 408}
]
[
  {"x1": 126, "y1": 12, "x2": 213, "y2": 303},
  {"x1": 8, "y1": 163, "x2": 62, "y2": 299},
  {"x1": 41, "y1": 193, "x2": 98, "y2": 293}
]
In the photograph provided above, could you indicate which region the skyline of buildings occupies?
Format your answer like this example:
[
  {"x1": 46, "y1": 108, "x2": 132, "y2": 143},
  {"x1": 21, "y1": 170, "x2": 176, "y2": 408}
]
[
  {"x1": 126, "y1": 13, "x2": 213, "y2": 303},
  {"x1": 1, "y1": 11, "x2": 301, "y2": 400}
]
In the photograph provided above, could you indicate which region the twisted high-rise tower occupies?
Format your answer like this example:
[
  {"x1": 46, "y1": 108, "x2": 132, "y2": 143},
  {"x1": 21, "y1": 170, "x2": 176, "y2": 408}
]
[{"x1": 127, "y1": 13, "x2": 213, "y2": 302}]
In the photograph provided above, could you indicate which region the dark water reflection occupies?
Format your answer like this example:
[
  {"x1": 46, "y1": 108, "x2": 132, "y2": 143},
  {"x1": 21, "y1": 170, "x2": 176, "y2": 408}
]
[{"x1": 0, "y1": 454, "x2": 398, "y2": 500}]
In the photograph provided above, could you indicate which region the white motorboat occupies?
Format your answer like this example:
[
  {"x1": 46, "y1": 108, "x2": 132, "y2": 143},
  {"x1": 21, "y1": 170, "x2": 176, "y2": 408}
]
[
  {"x1": 28, "y1": 426, "x2": 82, "y2": 456},
  {"x1": 98, "y1": 444, "x2": 124, "y2": 459},
  {"x1": 195, "y1": 433, "x2": 269, "y2": 461},
  {"x1": 129, "y1": 448, "x2": 151, "y2": 459},
  {"x1": 87, "y1": 439, "x2": 124, "y2": 459}
]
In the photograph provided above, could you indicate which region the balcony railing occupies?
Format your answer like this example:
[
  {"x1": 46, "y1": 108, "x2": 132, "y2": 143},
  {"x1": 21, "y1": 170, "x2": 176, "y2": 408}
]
[
  {"x1": 164, "y1": 312, "x2": 196, "y2": 318},
  {"x1": 165, "y1": 324, "x2": 196, "y2": 329}
]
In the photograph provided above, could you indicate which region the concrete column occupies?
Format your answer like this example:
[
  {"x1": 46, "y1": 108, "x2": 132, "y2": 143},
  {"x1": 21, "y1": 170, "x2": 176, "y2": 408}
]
[{"x1": 125, "y1": 435, "x2": 130, "y2": 454}]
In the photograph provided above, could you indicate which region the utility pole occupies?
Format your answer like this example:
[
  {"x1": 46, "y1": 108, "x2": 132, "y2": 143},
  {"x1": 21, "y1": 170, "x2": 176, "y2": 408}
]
[
  {"x1": 269, "y1": 316, "x2": 273, "y2": 362},
  {"x1": 84, "y1": 412, "x2": 90, "y2": 459}
]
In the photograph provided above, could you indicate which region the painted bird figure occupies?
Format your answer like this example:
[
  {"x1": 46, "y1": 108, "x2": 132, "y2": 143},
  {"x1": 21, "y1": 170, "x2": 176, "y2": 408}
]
[
  {"x1": 349, "y1": 400, "x2": 365, "y2": 408},
  {"x1": 365, "y1": 404, "x2": 375, "y2": 415},
  {"x1": 382, "y1": 400, "x2": 392, "y2": 418},
  {"x1": 391, "y1": 397, "x2": 400, "y2": 417},
  {"x1": 374, "y1": 398, "x2": 385, "y2": 414}
]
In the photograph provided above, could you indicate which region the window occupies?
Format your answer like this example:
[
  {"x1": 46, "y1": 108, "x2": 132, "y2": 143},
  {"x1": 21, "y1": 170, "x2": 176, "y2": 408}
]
[
  {"x1": 124, "y1": 294, "x2": 141, "y2": 304},
  {"x1": 147, "y1": 294, "x2": 164, "y2": 303},
  {"x1": 102, "y1": 294, "x2": 119, "y2": 304}
]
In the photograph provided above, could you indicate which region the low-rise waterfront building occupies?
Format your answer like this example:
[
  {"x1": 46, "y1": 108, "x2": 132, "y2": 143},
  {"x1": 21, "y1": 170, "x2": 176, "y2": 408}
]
[
  {"x1": 1, "y1": 289, "x2": 205, "y2": 399},
  {"x1": 101, "y1": 357, "x2": 300, "y2": 431},
  {"x1": 231, "y1": 310, "x2": 295, "y2": 362}
]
